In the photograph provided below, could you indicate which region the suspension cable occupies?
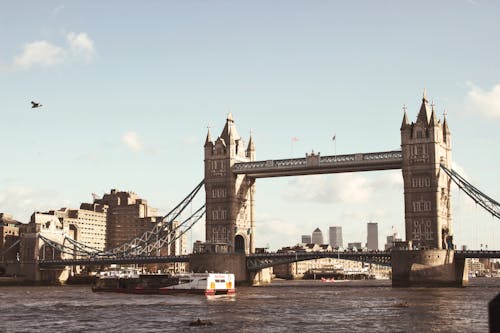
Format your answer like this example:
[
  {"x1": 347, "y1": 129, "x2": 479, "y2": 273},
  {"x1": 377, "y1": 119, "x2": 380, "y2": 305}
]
[{"x1": 440, "y1": 164, "x2": 499, "y2": 219}]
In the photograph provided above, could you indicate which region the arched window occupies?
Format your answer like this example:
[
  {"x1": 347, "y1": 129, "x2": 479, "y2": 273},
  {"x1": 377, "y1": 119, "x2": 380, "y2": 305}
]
[{"x1": 235, "y1": 235, "x2": 245, "y2": 253}]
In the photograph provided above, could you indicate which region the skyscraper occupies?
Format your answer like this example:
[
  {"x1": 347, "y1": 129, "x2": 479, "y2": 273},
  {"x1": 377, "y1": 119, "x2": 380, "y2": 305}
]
[
  {"x1": 367, "y1": 222, "x2": 378, "y2": 250},
  {"x1": 329, "y1": 226, "x2": 343, "y2": 249},
  {"x1": 311, "y1": 228, "x2": 324, "y2": 245}
]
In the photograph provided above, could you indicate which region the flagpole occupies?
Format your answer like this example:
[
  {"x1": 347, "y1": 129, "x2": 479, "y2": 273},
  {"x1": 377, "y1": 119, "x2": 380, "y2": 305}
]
[{"x1": 332, "y1": 133, "x2": 337, "y2": 157}]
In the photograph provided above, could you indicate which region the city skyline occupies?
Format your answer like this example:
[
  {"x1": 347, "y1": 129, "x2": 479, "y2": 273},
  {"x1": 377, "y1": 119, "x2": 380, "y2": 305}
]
[{"x1": 1, "y1": 1, "x2": 499, "y2": 251}]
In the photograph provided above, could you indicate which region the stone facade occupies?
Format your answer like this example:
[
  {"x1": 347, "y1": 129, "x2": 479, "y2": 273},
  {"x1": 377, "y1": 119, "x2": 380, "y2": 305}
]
[
  {"x1": 0, "y1": 214, "x2": 20, "y2": 262},
  {"x1": 203, "y1": 114, "x2": 256, "y2": 254},
  {"x1": 93, "y1": 189, "x2": 159, "y2": 249},
  {"x1": 400, "y1": 93, "x2": 452, "y2": 250},
  {"x1": 52, "y1": 205, "x2": 108, "y2": 252}
]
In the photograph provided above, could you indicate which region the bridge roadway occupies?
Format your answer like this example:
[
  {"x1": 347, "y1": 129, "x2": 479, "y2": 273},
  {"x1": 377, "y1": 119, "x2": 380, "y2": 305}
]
[
  {"x1": 37, "y1": 250, "x2": 500, "y2": 270},
  {"x1": 232, "y1": 150, "x2": 403, "y2": 178}
]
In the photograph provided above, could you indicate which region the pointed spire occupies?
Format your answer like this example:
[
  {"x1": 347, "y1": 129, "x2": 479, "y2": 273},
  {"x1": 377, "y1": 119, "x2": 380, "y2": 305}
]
[
  {"x1": 416, "y1": 90, "x2": 430, "y2": 125},
  {"x1": 401, "y1": 104, "x2": 410, "y2": 130},
  {"x1": 429, "y1": 108, "x2": 438, "y2": 127},
  {"x1": 204, "y1": 125, "x2": 213, "y2": 147},
  {"x1": 246, "y1": 129, "x2": 255, "y2": 155},
  {"x1": 443, "y1": 110, "x2": 450, "y2": 134},
  {"x1": 220, "y1": 113, "x2": 240, "y2": 146}
]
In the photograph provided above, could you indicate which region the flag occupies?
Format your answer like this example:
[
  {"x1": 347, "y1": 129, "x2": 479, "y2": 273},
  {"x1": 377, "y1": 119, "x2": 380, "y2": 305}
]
[
  {"x1": 291, "y1": 137, "x2": 299, "y2": 142},
  {"x1": 332, "y1": 134, "x2": 336, "y2": 141}
]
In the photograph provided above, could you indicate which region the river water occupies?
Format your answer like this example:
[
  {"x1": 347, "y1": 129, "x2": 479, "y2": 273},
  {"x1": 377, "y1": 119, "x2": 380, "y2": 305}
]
[{"x1": 0, "y1": 278, "x2": 498, "y2": 333}]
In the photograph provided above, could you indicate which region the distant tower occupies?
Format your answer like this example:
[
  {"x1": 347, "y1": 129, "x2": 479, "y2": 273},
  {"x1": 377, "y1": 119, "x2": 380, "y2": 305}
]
[
  {"x1": 301, "y1": 235, "x2": 312, "y2": 244},
  {"x1": 311, "y1": 228, "x2": 324, "y2": 245},
  {"x1": 204, "y1": 114, "x2": 256, "y2": 254},
  {"x1": 329, "y1": 226, "x2": 343, "y2": 248},
  {"x1": 400, "y1": 92, "x2": 452, "y2": 249},
  {"x1": 366, "y1": 222, "x2": 378, "y2": 250}
]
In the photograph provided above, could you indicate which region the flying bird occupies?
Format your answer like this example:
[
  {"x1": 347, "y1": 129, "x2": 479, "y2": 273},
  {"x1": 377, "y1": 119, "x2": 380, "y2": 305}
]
[{"x1": 31, "y1": 101, "x2": 42, "y2": 109}]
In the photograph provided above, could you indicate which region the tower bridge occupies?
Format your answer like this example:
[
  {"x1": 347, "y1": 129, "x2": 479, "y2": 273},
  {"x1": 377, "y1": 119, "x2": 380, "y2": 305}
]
[{"x1": 6, "y1": 92, "x2": 500, "y2": 287}]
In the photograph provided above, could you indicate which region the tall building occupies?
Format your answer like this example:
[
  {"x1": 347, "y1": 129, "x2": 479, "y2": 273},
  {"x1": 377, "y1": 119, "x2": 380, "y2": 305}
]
[
  {"x1": 367, "y1": 222, "x2": 378, "y2": 250},
  {"x1": 311, "y1": 228, "x2": 324, "y2": 245},
  {"x1": 203, "y1": 114, "x2": 255, "y2": 254},
  {"x1": 329, "y1": 226, "x2": 343, "y2": 248},
  {"x1": 301, "y1": 235, "x2": 312, "y2": 244},
  {"x1": 94, "y1": 189, "x2": 159, "y2": 249},
  {"x1": 401, "y1": 92, "x2": 452, "y2": 249}
]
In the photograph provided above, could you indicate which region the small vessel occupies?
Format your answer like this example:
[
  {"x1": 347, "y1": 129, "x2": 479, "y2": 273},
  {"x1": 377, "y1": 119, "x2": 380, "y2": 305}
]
[{"x1": 92, "y1": 271, "x2": 235, "y2": 296}]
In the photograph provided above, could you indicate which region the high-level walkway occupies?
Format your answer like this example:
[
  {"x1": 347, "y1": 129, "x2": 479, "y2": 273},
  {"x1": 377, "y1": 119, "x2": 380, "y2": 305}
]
[{"x1": 232, "y1": 150, "x2": 403, "y2": 178}]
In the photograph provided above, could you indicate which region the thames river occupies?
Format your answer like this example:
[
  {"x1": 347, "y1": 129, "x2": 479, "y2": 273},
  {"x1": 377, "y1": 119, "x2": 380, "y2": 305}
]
[{"x1": 0, "y1": 278, "x2": 498, "y2": 333}]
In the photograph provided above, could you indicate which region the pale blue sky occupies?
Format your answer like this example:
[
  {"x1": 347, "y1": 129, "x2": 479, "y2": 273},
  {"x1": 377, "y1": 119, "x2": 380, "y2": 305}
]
[{"x1": 1, "y1": 1, "x2": 499, "y2": 251}]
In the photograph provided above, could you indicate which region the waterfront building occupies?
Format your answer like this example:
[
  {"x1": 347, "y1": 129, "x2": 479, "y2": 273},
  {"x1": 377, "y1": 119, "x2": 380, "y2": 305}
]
[
  {"x1": 23, "y1": 213, "x2": 71, "y2": 262},
  {"x1": 312, "y1": 228, "x2": 324, "y2": 245},
  {"x1": 0, "y1": 213, "x2": 20, "y2": 262},
  {"x1": 329, "y1": 226, "x2": 343, "y2": 248},
  {"x1": 273, "y1": 244, "x2": 390, "y2": 279},
  {"x1": 347, "y1": 242, "x2": 362, "y2": 251},
  {"x1": 94, "y1": 189, "x2": 159, "y2": 249},
  {"x1": 301, "y1": 235, "x2": 311, "y2": 244},
  {"x1": 52, "y1": 205, "x2": 108, "y2": 252},
  {"x1": 367, "y1": 222, "x2": 378, "y2": 250}
]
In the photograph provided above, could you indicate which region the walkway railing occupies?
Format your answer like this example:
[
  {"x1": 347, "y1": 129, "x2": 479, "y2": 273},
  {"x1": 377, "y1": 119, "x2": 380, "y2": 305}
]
[{"x1": 233, "y1": 150, "x2": 403, "y2": 177}]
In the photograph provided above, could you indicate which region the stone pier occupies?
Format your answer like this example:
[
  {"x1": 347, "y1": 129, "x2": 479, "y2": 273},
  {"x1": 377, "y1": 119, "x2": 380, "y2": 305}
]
[
  {"x1": 189, "y1": 253, "x2": 272, "y2": 285},
  {"x1": 391, "y1": 249, "x2": 468, "y2": 287}
]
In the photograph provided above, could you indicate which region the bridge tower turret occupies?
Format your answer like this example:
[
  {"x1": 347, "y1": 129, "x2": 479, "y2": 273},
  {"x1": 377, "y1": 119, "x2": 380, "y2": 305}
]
[
  {"x1": 203, "y1": 114, "x2": 256, "y2": 254},
  {"x1": 400, "y1": 92, "x2": 452, "y2": 250}
]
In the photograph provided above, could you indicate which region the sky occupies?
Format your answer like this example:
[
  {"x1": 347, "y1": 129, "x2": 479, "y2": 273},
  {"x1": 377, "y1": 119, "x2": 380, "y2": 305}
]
[{"x1": 1, "y1": 1, "x2": 499, "y2": 252}]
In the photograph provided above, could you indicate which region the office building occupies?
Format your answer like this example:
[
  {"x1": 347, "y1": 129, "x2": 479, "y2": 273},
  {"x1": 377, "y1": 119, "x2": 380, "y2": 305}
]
[
  {"x1": 311, "y1": 228, "x2": 324, "y2": 245},
  {"x1": 329, "y1": 226, "x2": 343, "y2": 248},
  {"x1": 367, "y1": 222, "x2": 378, "y2": 250}
]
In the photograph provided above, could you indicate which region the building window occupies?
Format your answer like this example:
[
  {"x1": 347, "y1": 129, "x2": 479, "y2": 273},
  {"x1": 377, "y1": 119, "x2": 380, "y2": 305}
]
[{"x1": 413, "y1": 199, "x2": 431, "y2": 212}]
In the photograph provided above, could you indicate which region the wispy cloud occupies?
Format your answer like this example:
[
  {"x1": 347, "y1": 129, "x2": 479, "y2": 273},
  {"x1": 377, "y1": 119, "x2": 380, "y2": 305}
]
[
  {"x1": 13, "y1": 41, "x2": 65, "y2": 69},
  {"x1": 0, "y1": 186, "x2": 68, "y2": 222},
  {"x1": 464, "y1": 82, "x2": 500, "y2": 120},
  {"x1": 8, "y1": 32, "x2": 96, "y2": 70},
  {"x1": 67, "y1": 32, "x2": 96, "y2": 62},
  {"x1": 283, "y1": 171, "x2": 402, "y2": 205},
  {"x1": 51, "y1": 4, "x2": 65, "y2": 17},
  {"x1": 122, "y1": 131, "x2": 144, "y2": 151}
]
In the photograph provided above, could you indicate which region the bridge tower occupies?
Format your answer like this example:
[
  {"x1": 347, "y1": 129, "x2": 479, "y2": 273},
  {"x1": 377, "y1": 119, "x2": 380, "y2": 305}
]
[
  {"x1": 400, "y1": 92, "x2": 452, "y2": 250},
  {"x1": 203, "y1": 114, "x2": 256, "y2": 254}
]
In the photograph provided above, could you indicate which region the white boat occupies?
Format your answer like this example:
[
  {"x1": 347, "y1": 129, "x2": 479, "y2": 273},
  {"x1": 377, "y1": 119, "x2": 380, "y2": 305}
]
[{"x1": 92, "y1": 272, "x2": 236, "y2": 296}]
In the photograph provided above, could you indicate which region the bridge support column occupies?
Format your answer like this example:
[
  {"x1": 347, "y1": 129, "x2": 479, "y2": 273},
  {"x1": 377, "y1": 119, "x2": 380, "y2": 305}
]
[
  {"x1": 391, "y1": 249, "x2": 468, "y2": 287},
  {"x1": 189, "y1": 253, "x2": 248, "y2": 283},
  {"x1": 249, "y1": 268, "x2": 273, "y2": 286}
]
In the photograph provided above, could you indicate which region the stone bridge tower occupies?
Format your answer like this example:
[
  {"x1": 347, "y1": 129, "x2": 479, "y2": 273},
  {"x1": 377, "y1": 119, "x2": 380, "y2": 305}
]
[
  {"x1": 400, "y1": 92, "x2": 452, "y2": 249},
  {"x1": 203, "y1": 114, "x2": 256, "y2": 254}
]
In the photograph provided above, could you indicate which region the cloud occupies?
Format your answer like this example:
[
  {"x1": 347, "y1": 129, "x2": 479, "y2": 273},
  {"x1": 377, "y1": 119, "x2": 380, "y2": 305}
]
[
  {"x1": 283, "y1": 171, "x2": 402, "y2": 205},
  {"x1": 67, "y1": 32, "x2": 96, "y2": 62},
  {"x1": 13, "y1": 41, "x2": 65, "y2": 69},
  {"x1": 0, "y1": 186, "x2": 67, "y2": 223},
  {"x1": 122, "y1": 131, "x2": 144, "y2": 151},
  {"x1": 255, "y1": 217, "x2": 303, "y2": 249},
  {"x1": 9, "y1": 32, "x2": 96, "y2": 70},
  {"x1": 464, "y1": 82, "x2": 500, "y2": 120}
]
